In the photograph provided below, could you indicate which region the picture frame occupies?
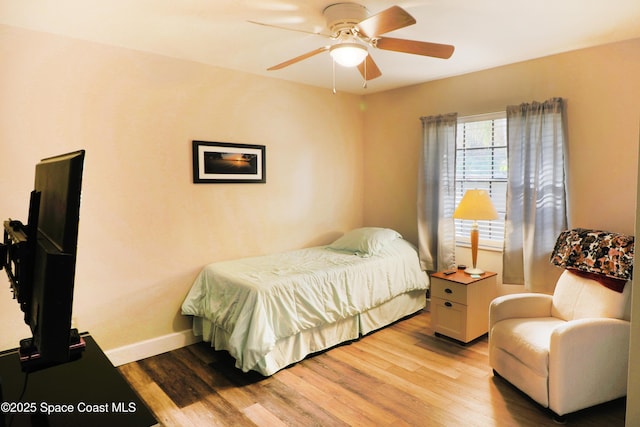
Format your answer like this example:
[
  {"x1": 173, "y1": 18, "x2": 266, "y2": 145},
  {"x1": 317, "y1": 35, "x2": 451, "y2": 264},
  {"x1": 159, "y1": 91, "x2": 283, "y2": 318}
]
[{"x1": 192, "y1": 140, "x2": 266, "y2": 184}]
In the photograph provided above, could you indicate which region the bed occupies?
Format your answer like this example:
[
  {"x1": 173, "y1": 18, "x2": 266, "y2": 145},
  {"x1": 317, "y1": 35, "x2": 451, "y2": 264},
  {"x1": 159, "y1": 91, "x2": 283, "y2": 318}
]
[{"x1": 181, "y1": 227, "x2": 429, "y2": 376}]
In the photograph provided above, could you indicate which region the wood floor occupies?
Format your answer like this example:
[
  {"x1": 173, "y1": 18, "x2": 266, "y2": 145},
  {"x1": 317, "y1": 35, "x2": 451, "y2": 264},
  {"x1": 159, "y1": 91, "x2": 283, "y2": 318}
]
[{"x1": 118, "y1": 310, "x2": 626, "y2": 426}]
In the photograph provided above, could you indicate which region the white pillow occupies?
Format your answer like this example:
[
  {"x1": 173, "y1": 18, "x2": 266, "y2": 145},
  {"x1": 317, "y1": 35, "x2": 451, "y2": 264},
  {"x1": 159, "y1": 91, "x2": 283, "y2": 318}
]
[{"x1": 327, "y1": 227, "x2": 402, "y2": 257}]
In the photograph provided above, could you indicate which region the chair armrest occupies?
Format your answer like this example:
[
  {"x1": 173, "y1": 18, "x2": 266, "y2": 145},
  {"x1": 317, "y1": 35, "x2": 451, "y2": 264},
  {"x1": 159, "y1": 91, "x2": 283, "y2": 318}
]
[
  {"x1": 549, "y1": 318, "x2": 630, "y2": 415},
  {"x1": 489, "y1": 293, "x2": 553, "y2": 330}
]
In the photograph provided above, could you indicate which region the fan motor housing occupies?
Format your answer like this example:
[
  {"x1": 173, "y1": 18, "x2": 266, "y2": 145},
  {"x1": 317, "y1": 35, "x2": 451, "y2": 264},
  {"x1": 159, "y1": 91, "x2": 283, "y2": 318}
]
[{"x1": 323, "y1": 2, "x2": 369, "y2": 34}]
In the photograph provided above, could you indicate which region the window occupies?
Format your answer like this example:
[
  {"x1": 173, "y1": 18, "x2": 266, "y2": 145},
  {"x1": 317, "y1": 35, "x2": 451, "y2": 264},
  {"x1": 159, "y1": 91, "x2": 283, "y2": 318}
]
[{"x1": 455, "y1": 112, "x2": 507, "y2": 248}]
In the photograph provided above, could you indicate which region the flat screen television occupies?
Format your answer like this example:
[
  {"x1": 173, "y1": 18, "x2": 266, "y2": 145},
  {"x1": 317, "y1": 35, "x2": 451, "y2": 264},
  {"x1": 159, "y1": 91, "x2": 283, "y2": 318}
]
[{"x1": 1, "y1": 150, "x2": 85, "y2": 371}]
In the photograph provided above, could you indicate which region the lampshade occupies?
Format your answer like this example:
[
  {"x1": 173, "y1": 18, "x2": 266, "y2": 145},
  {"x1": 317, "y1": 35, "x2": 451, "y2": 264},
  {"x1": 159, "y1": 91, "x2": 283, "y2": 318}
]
[
  {"x1": 454, "y1": 189, "x2": 498, "y2": 275},
  {"x1": 329, "y1": 43, "x2": 368, "y2": 67},
  {"x1": 453, "y1": 189, "x2": 498, "y2": 220}
]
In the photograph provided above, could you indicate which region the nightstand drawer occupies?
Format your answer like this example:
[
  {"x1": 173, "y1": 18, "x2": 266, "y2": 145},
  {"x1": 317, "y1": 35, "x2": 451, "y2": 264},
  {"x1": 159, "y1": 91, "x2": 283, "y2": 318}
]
[
  {"x1": 431, "y1": 279, "x2": 468, "y2": 305},
  {"x1": 432, "y1": 298, "x2": 467, "y2": 341}
]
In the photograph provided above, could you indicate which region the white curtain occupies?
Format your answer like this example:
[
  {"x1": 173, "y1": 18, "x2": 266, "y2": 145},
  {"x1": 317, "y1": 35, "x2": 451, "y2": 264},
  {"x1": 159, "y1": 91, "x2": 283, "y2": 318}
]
[
  {"x1": 503, "y1": 98, "x2": 568, "y2": 293},
  {"x1": 417, "y1": 113, "x2": 457, "y2": 272}
]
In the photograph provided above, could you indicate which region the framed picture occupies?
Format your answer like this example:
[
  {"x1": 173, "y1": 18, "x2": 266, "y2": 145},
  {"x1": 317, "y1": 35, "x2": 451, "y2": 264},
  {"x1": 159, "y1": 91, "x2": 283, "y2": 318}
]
[{"x1": 192, "y1": 140, "x2": 266, "y2": 183}]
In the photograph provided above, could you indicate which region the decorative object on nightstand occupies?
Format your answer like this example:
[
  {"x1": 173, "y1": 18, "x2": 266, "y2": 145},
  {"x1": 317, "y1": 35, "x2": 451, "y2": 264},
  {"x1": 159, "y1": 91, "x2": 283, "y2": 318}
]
[
  {"x1": 431, "y1": 269, "x2": 497, "y2": 344},
  {"x1": 453, "y1": 189, "x2": 498, "y2": 274}
]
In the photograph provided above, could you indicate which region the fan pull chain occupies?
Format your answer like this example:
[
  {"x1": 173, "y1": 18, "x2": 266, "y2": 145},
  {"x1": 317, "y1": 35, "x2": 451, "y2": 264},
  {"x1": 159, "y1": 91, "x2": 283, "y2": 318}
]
[
  {"x1": 332, "y1": 59, "x2": 337, "y2": 94},
  {"x1": 362, "y1": 57, "x2": 367, "y2": 89}
]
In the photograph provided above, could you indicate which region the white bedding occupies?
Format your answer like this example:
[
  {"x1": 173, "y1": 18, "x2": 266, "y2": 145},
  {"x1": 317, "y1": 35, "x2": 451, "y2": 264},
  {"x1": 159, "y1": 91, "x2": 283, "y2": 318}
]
[{"x1": 182, "y1": 238, "x2": 429, "y2": 374}]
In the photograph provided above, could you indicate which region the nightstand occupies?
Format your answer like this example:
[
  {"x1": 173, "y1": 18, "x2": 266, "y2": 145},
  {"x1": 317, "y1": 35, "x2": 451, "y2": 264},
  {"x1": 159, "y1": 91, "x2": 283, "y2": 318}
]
[{"x1": 430, "y1": 270, "x2": 497, "y2": 344}]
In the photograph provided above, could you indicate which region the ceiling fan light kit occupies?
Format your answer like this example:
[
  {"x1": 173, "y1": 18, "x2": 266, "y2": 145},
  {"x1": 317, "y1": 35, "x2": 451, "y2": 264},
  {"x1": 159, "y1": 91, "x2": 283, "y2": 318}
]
[
  {"x1": 330, "y1": 42, "x2": 368, "y2": 67},
  {"x1": 255, "y1": 2, "x2": 455, "y2": 90}
]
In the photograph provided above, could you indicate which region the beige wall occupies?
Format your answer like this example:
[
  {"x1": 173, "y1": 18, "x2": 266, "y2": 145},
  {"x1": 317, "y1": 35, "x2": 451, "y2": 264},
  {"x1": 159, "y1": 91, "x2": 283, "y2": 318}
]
[
  {"x1": 629, "y1": 136, "x2": 640, "y2": 426},
  {"x1": 0, "y1": 25, "x2": 365, "y2": 352},
  {"x1": 363, "y1": 38, "x2": 640, "y2": 292}
]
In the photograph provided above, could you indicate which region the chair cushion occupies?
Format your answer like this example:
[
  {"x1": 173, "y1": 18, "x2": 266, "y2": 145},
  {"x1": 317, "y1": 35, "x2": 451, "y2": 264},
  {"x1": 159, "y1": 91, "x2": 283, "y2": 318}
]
[
  {"x1": 551, "y1": 270, "x2": 631, "y2": 321},
  {"x1": 491, "y1": 317, "x2": 565, "y2": 377}
]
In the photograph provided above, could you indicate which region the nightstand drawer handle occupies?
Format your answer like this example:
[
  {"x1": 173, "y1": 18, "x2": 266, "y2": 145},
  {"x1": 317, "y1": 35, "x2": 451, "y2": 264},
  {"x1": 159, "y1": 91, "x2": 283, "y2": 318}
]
[
  {"x1": 445, "y1": 288, "x2": 453, "y2": 294},
  {"x1": 445, "y1": 302, "x2": 453, "y2": 307}
]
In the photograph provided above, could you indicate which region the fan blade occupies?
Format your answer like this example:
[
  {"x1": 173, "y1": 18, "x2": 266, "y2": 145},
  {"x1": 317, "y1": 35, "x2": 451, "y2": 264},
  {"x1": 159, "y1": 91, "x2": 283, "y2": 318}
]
[
  {"x1": 356, "y1": 6, "x2": 416, "y2": 38},
  {"x1": 375, "y1": 37, "x2": 454, "y2": 59},
  {"x1": 248, "y1": 20, "x2": 331, "y2": 38},
  {"x1": 357, "y1": 55, "x2": 382, "y2": 81},
  {"x1": 267, "y1": 46, "x2": 330, "y2": 71}
]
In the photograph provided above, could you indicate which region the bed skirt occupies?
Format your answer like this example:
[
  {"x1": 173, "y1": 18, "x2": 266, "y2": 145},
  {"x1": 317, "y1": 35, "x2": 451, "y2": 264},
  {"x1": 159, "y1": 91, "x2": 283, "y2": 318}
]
[{"x1": 192, "y1": 289, "x2": 426, "y2": 376}]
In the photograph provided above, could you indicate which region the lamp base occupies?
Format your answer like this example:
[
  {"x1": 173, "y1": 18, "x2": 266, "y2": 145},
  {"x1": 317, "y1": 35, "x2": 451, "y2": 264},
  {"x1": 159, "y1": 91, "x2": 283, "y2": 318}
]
[{"x1": 464, "y1": 267, "x2": 485, "y2": 275}]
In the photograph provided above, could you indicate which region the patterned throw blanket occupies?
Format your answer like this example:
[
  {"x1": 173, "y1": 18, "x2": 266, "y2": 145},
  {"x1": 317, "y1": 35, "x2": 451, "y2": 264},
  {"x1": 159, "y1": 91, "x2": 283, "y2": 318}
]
[{"x1": 550, "y1": 228, "x2": 634, "y2": 292}]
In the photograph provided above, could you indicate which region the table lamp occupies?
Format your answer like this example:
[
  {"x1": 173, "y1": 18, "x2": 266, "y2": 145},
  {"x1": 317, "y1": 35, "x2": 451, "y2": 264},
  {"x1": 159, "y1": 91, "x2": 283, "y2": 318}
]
[{"x1": 453, "y1": 189, "x2": 498, "y2": 274}]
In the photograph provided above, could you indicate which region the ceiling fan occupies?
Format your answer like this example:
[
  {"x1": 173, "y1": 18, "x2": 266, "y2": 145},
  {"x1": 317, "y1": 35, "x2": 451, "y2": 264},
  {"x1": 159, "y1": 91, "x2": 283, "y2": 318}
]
[{"x1": 250, "y1": 2, "x2": 455, "y2": 83}]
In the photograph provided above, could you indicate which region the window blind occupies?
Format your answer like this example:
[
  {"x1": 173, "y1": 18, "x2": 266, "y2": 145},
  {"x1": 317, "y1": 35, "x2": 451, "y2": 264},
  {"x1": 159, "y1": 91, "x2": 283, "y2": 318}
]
[{"x1": 455, "y1": 112, "x2": 507, "y2": 246}]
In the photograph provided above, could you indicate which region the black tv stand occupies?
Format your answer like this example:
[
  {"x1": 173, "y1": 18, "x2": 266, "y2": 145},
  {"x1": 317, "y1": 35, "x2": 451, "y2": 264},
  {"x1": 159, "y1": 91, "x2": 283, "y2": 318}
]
[
  {"x1": 18, "y1": 328, "x2": 86, "y2": 373},
  {"x1": 0, "y1": 332, "x2": 156, "y2": 426}
]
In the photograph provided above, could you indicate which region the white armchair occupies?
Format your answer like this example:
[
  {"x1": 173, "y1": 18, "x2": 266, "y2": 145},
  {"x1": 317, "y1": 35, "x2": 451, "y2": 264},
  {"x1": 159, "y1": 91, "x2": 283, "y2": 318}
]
[{"x1": 489, "y1": 228, "x2": 633, "y2": 419}]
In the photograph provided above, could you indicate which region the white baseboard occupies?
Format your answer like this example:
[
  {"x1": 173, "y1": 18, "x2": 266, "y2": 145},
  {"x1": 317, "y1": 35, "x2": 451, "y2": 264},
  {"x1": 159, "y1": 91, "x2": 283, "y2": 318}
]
[{"x1": 104, "y1": 329, "x2": 202, "y2": 366}]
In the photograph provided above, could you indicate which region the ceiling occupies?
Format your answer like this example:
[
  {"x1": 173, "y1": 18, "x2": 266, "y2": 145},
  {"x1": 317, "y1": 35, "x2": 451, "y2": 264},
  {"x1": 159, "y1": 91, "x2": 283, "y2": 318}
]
[{"x1": 2, "y1": 0, "x2": 640, "y2": 95}]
